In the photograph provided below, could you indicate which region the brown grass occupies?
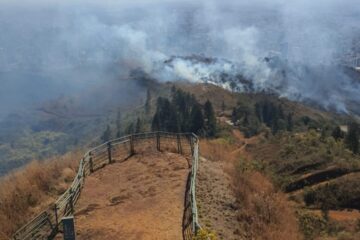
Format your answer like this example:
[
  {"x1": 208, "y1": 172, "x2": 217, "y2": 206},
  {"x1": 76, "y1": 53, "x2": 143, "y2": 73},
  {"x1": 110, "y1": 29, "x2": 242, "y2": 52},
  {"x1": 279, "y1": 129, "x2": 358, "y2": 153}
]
[
  {"x1": 199, "y1": 138, "x2": 238, "y2": 162},
  {"x1": 200, "y1": 132, "x2": 302, "y2": 240},
  {"x1": 0, "y1": 150, "x2": 83, "y2": 239},
  {"x1": 233, "y1": 170, "x2": 301, "y2": 240}
]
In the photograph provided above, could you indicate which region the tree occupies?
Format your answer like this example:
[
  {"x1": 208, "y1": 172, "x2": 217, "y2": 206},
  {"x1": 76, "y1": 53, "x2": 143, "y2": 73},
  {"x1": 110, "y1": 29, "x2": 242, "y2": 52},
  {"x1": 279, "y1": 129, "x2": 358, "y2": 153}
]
[
  {"x1": 332, "y1": 126, "x2": 344, "y2": 141},
  {"x1": 345, "y1": 122, "x2": 359, "y2": 154},
  {"x1": 101, "y1": 125, "x2": 111, "y2": 142},
  {"x1": 255, "y1": 102, "x2": 262, "y2": 122},
  {"x1": 151, "y1": 112, "x2": 161, "y2": 131},
  {"x1": 231, "y1": 107, "x2": 238, "y2": 125},
  {"x1": 135, "y1": 117, "x2": 143, "y2": 133},
  {"x1": 125, "y1": 122, "x2": 135, "y2": 135},
  {"x1": 221, "y1": 100, "x2": 226, "y2": 113},
  {"x1": 190, "y1": 104, "x2": 204, "y2": 135},
  {"x1": 171, "y1": 88, "x2": 195, "y2": 132},
  {"x1": 145, "y1": 88, "x2": 151, "y2": 115},
  {"x1": 287, "y1": 113, "x2": 293, "y2": 131},
  {"x1": 255, "y1": 100, "x2": 286, "y2": 134},
  {"x1": 204, "y1": 100, "x2": 217, "y2": 137},
  {"x1": 151, "y1": 97, "x2": 179, "y2": 132}
]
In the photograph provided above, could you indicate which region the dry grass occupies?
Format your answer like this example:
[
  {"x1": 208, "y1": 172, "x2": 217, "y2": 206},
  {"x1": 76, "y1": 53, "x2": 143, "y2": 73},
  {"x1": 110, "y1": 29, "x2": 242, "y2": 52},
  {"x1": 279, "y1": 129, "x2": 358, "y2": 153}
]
[
  {"x1": 199, "y1": 138, "x2": 238, "y2": 162},
  {"x1": 200, "y1": 133, "x2": 301, "y2": 240},
  {"x1": 0, "y1": 150, "x2": 83, "y2": 239},
  {"x1": 233, "y1": 169, "x2": 301, "y2": 240}
]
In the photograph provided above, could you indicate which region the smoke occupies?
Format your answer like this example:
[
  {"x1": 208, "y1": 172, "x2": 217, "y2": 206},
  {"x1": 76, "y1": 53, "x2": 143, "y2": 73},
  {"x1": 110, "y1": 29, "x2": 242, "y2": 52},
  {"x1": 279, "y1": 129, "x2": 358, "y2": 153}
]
[{"x1": 0, "y1": 0, "x2": 360, "y2": 116}]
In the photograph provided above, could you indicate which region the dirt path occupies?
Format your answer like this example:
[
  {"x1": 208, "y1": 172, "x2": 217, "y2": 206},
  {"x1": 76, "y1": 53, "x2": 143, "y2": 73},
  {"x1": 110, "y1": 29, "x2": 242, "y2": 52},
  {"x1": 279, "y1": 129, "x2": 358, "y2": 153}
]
[
  {"x1": 74, "y1": 150, "x2": 189, "y2": 240},
  {"x1": 196, "y1": 156, "x2": 241, "y2": 240}
]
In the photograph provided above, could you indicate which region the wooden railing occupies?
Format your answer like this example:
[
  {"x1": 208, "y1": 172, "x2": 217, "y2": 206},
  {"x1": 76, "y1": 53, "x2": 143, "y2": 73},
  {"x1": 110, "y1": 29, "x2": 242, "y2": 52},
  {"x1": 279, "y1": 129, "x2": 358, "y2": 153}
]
[{"x1": 11, "y1": 132, "x2": 201, "y2": 240}]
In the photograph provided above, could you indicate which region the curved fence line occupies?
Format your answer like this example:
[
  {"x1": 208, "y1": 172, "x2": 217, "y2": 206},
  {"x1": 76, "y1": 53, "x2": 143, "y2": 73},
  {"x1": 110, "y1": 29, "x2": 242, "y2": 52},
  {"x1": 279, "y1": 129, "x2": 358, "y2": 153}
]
[{"x1": 11, "y1": 132, "x2": 201, "y2": 240}]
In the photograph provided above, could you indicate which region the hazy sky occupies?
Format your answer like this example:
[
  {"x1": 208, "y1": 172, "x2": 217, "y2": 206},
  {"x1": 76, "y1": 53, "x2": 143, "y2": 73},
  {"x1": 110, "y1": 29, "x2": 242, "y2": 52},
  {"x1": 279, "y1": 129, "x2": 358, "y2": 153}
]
[{"x1": 0, "y1": 0, "x2": 359, "y2": 115}]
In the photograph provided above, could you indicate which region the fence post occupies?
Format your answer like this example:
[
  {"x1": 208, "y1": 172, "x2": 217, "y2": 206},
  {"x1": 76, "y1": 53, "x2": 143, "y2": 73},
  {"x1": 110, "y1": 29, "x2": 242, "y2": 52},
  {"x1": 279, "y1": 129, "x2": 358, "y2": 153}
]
[
  {"x1": 177, "y1": 134, "x2": 182, "y2": 154},
  {"x1": 62, "y1": 216, "x2": 76, "y2": 240},
  {"x1": 130, "y1": 135, "x2": 135, "y2": 155},
  {"x1": 190, "y1": 136, "x2": 194, "y2": 155},
  {"x1": 107, "y1": 142, "x2": 112, "y2": 164},
  {"x1": 156, "y1": 132, "x2": 160, "y2": 151},
  {"x1": 89, "y1": 152, "x2": 94, "y2": 173},
  {"x1": 80, "y1": 158, "x2": 85, "y2": 186}
]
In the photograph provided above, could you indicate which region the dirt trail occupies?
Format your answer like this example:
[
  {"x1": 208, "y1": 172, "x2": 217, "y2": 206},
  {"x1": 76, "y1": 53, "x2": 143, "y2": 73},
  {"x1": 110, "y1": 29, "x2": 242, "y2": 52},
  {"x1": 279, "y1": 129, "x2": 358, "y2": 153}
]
[
  {"x1": 196, "y1": 156, "x2": 241, "y2": 240},
  {"x1": 230, "y1": 129, "x2": 259, "y2": 158},
  {"x1": 73, "y1": 150, "x2": 189, "y2": 240},
  {"x1": 196, "y1": 129, "x2": 248, "y2": 239}
]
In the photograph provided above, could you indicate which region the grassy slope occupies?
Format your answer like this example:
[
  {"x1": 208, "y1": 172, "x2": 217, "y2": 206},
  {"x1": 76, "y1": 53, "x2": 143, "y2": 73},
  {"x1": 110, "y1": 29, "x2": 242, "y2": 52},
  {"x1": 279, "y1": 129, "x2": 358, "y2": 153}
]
[
  {"x1": 177, "y1": 83, "x2": 360, "y2": 239},
  {"x1": 0, "y1": 151, "x2": 82, "y2": 239},
  {"x1": 1, "y1": 81, "x2": 360, "y2": 239}
]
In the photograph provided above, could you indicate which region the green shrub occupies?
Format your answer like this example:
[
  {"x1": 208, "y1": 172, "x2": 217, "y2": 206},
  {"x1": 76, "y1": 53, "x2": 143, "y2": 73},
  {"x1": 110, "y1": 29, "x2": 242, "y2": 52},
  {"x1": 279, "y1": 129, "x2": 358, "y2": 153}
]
[
  {"x1": 303, "y1": 188, "x2": 316, "y2": 206},
  {"x1": 193, "y1": 228, "x2": 217, "y2": 240},
  {"x1": 298, "y1": 211, "x2": 327, "y2": 239}
]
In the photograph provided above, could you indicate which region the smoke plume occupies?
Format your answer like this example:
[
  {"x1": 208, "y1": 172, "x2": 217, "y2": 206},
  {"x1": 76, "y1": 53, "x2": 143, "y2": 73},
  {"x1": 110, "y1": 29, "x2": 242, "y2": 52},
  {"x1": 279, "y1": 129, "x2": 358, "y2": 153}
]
[{"x1": 0, "y1": 0, "x2": 360, "y2": 115}]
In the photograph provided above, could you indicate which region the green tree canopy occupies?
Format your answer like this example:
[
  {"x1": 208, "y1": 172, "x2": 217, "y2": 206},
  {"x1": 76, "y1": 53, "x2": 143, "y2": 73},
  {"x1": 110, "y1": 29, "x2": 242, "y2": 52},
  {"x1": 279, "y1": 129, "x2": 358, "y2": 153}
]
[
  {"x1": 345, "y1": 122, "x2": 359, "y2": 154},
  {"x1": 204, "y1": 100, "x2": 217, "y2": 137}
]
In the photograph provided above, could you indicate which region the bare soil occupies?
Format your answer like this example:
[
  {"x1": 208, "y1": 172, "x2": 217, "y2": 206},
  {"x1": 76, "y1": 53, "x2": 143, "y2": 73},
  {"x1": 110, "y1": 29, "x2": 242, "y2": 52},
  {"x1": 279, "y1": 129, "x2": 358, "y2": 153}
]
[
  {"x1": 329, "y1": 209, "x2": 360, "y2": 221},
  {"x1": 73, "y1": 150, "x2": 189, "y2": 240}
]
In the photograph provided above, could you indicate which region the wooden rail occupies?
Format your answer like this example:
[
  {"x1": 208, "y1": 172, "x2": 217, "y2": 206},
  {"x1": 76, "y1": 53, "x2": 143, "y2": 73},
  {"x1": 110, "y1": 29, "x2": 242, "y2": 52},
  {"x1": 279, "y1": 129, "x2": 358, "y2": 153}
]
[{"x1": 11, "y1": 132, "x2": 201, "y2": 240}]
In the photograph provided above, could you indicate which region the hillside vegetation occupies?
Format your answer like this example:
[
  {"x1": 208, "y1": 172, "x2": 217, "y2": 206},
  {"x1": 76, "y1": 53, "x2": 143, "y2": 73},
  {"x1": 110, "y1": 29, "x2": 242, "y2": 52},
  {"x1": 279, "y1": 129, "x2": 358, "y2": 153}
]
[
  {"x1": 2, "y1": 81, "x2": 360, "y2": 239},
  {"x1": 176, "y1": 83, "x2": 360, "y2": 239},
  {"x1": 0, "y1": 75, "x2": 152, "y2": 176},
  {"x1": 199, "y1": 133, "x2": 301, "y2": 240},
  {"x1": 0, "y1": 151, "x2": 81, "y2": 239}
]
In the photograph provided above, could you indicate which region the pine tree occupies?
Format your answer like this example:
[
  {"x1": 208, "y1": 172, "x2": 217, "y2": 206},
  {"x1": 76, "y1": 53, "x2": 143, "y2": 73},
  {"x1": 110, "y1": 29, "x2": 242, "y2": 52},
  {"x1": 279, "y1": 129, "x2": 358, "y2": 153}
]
[
  {"x1": 171, "y1": 88, "x2": 195, "y2": 132},
  {"x1": 287, "y1": 113, "x2": 293, "y2": 131},
  {"x1": 151, "y1": 97, "x2": 179, "y2": 132},
  {"x1": 151, "y1": 112, "x2": 160, "y2": 131},
  {"x1": 204, "y1": 100, "x2": 217, "y2": 137},
  {"x1": 345, "y1": 122, "x2": 359, "y2": 154},
  {"x1": 125, "y1": 122, "x2": 135, "y2": 135},
  {"x1": 145, "y1": 89, "x2": 151, "y2": 115},
  {"x1": 101, "y1": 125, "x2": 111, "y2": 142},
  {"x1": 332, "y1": 126, "x2": 344, "y2": 141},
  {"x1": 135, "y1": 117, "x2": 143, "y2": 133},
  {"x1": 278, "y1": 105, "x2": 285, "y2": 119},
  {"x1": 231, "y1": 107, "x2": 238, "y2": 125},
  {"x1": 221, "y1": 100, "x2": 226, "y2": 113},
  {"x1": 255, "y1": 102, "x2": 262, "y2": 122},
  {"x1": 255, "y1": 100, "x2": 286, "y2": 134},
  {"x1": 190, "y1": 104, "x2": 204, "y2": 135}
]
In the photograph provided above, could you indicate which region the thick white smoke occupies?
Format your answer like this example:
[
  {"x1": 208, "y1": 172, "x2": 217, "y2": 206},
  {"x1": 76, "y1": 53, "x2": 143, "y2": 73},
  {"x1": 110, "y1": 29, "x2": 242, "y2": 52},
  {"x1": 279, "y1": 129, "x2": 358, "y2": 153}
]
[{"x1": 0, "y1": 0, "x2": 360, "y2": 115}]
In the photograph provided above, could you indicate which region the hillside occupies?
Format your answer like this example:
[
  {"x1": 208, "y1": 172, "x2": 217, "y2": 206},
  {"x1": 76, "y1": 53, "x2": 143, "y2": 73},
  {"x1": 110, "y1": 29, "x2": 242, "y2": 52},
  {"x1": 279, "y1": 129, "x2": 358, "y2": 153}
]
[
  {"x1": 0, "y1": 75, "x2": 151, "y2": 176},
  {"x1": 2, "y1": 81, "x2": 360, "y2": 240},
  {"x1": 2, "y1": 1, "x2": 360, "y2": 239},
  {"x1": 0, "y1": 75, "x2": 349, "y2": 177}
]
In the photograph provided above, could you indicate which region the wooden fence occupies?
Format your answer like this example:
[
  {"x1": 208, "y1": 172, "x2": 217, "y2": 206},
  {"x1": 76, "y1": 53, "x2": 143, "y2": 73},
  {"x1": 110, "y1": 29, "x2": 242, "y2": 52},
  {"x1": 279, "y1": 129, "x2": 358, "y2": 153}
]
[{"x1": 11, "y1": 132, "x2": 201, "y2": 240}]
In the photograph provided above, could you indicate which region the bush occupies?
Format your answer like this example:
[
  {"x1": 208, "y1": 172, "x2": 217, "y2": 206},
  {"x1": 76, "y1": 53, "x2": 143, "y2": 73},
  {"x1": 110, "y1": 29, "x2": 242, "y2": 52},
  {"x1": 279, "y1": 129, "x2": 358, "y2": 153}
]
[
  {"x1": 303, "y1": 188, "x2": 316, "y2": 206},
  {"x1": 298, "y1": 211, "x2": 327, "y2": 239},
  {"x1": 193, "y1": 228, "x2": 217, "y2": 240}
]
